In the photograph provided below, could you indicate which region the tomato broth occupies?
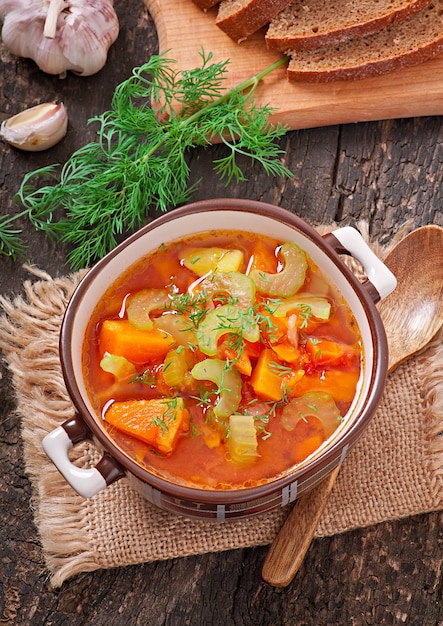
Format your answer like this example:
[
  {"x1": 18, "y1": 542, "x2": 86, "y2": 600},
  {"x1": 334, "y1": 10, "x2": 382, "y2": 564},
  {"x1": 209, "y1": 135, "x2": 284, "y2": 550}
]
[{"x1": 83, "y1": 230, "x2": 363, "y2": 490}]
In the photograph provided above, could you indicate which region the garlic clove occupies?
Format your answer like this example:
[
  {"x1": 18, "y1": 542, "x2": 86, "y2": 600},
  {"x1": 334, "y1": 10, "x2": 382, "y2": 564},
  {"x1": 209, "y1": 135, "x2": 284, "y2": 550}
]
[
  {"x1": 58, "y1": 3, "x2": 119, "y2": 76},
  {"x1": 0, "y1": 102, "x2": 68, "y2": 151},
  {"x1": 1, "y1": 9, "x2": 80, "y2": 76},
  {"x1": 1, "y1": 9, "x2": 47, "y2": 61},
  {"x1": 60, "y1": 19, "x2": 109, "y2": 76}
]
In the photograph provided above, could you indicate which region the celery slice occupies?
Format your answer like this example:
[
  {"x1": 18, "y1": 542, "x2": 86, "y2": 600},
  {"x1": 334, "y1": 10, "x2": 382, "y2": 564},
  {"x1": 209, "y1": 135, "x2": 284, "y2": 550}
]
[
  {"x1": 249, "y1": 242, "x2": 308, "y2": 297},
  {"x1": 199, "y1": 271, "x2": 255, "y2": 310},
  {"x1": 196, "y1": 304, "x2": 259, "y2": 356},
  {"x1": 127, "y1": 288, "x2": 170, "y2": 330},
  {"x1": 228, "y1": 414, "x2": 259, "y2": 464},
  {"x1": 162, "y1": 347, "x2": 192, "y2": 388},
  {"x1": 191, "y1": 358, "x2": 242, "y2": 418},
  {"x1": 100, "y1": 352, "x2": 137, "y2": 382},
  {"x1": 281, "y1": 391, "x2": 342, "y2": 438},
  {"x1": 272, "y1": 294, "x2": 331, "y2": 320},
  {"x1": 153, "y1": 313, "x2": 197, "y2": 347}
]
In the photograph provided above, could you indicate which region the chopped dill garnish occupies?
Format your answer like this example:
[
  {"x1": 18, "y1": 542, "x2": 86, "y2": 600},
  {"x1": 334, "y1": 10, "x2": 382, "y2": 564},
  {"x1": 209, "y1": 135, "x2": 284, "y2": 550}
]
[
  {"x1": 191, "y1": 386, "x2": 216, "y2": 408},
  {"x1": 254, "y1": 414, "x2": 272, "y2": 440},
  {"x1": 131, "y1": 369, "x2": 157, "y2": 385},
  {"x1": 268, "y1": 361, "x2": 293, "y2": 376},
  {"x1": 152, "y1": 397, "x2": 181, "y2": 434}
]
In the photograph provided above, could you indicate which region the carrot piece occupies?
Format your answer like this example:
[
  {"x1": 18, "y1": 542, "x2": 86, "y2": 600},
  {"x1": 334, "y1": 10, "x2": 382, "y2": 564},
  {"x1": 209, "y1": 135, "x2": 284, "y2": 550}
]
[
  {"x1": 99, "y1": 319, "x2": 176, "y2": 364},
  {"x1": 199, "y1": 422, "x2": 222, "y2": 449},
  {"x1": 260, "y1": 313, "x2": 288, "y2": 345},
  {"x1": 306, "y1": 338, "x2": 349, "y2": 366},
  {"x1": 250, "y1": 348, "x2": 285, "y2": 401},
  {"x1": 294, "y1": 434, "x2": 325, "y2": 463},
  {"x1": 272, "y1": 342, "x2": 301, "y2": 363},
  {"x1": 218, "y1": 340, "x2": 253, "y2": 376},
  {"x1": 229, "y1": 349, "x2": 253, "y2": 376},
  {"x1": 291, "y1": 416, "x2": 325, "y2": 464},
  {"x1": 289, "y1": 369, "x2": 360, "y2": 405},
  {"x1": 247, "y1": 239, "x2": 277, "y2": 274},
  {"x1": 104, "y1": 397, "x2": 190, "y2": 454},
  {"x1": 154, "y1": 256, "x2": 183, "y2": 287},
  {"x1": 244, "y1": 339, "x2": 261, "y2": 359},
  {"x1": 282, "y1": 369, "x2": 305, "y2": 393}
]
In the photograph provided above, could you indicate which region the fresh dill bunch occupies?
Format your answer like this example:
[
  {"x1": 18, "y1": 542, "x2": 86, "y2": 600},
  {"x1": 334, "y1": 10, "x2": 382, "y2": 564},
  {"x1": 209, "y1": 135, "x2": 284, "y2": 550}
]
[{"x1": 10, "y1": 50, "x2": 291, "y2": 270}]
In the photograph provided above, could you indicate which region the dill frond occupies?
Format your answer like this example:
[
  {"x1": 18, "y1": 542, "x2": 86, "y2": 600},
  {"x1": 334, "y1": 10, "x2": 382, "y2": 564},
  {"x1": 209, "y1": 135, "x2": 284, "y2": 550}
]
[{"x1": 9, "y1": 50, "x2": 291, "y2": 269}]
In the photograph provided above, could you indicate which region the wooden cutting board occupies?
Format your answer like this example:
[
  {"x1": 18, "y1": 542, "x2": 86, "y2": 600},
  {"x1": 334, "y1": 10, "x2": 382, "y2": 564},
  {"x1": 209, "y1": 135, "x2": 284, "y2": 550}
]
[{"x1": 145, "y1": 0, "x2": 443, "y2": 130}]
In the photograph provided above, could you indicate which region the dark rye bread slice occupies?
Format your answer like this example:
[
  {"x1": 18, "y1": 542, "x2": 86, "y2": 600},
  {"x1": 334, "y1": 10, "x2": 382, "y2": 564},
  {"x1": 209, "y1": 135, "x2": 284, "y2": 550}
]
[
  {"x1": 266, "y1": 0, "x2": 431, "y2": 51},
  {"x1": 215, "y1": 0, "x2": 292, "y2": 43},
  {"x1": 287, "y1": 0, "x2": 443, "y2": 82}
]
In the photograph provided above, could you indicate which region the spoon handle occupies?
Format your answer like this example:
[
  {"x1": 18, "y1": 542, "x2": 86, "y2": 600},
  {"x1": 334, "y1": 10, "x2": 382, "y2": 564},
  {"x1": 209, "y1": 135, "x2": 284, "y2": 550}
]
[{"x1": 262, "y1": 465, "x2": 340, "y2": 587}]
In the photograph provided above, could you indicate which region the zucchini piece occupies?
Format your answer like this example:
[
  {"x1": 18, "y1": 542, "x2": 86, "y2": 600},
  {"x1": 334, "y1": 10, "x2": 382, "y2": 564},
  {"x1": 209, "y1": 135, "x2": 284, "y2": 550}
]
[{"x1": 181, "y1": 247, "x2": 244, "y2": 276}]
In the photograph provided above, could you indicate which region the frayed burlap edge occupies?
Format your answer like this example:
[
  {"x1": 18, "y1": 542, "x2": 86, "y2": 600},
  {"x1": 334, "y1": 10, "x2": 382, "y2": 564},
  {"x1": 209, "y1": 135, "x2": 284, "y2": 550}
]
[
  {"x1": 424, "y1": 339, "x2": 443, "y2": 498},
  {"x1": 0, "y1": 267, "x2": 101, "y2": 584}
]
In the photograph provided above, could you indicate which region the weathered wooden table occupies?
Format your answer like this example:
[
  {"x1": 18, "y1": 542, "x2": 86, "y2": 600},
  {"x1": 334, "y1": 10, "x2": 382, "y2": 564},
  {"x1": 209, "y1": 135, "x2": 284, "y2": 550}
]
[{"x1": 1, "y1": 3, "x2": 442, "y2": 625}]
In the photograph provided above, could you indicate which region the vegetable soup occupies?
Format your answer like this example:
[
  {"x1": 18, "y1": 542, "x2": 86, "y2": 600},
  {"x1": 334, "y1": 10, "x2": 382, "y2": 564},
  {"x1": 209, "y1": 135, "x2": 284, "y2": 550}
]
[{"x1": 83, "y1": 230, "x2": 363, "y2": 490}]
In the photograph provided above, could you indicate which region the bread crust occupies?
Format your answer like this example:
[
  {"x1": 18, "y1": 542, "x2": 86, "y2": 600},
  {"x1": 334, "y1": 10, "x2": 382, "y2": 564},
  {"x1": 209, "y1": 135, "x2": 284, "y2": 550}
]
[
  {"x1": 216, "y1": 0, "x2": 292, "y2": 42},
  {"x1": 266, "y1": 0, "x2": 431, "y2": 52},
  {"x1": 287, "y1": 3, "x2": 443, "y2": 83},
  {"x1": 287, "y1": 41, "x2": 443, "y2": 82}
]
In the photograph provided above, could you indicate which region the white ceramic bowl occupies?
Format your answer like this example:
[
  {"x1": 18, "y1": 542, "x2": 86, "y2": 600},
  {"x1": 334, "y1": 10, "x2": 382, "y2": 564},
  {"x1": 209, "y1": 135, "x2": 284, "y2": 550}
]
[{"x1": 43, "y1": 199, "x2": 396, "y2": 520}]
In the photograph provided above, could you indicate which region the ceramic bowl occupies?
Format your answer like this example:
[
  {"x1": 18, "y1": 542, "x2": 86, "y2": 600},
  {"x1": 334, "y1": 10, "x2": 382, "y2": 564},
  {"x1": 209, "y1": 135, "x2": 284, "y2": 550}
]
[{"x1": 43, "y1": 199, "x2": 396, "y2": 520}]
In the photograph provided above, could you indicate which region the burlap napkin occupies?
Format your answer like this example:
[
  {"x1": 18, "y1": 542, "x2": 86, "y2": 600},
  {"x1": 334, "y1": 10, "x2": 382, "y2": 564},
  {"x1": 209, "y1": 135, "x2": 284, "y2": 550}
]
[{"x1": 0, "y1": 242, "x2": 442, "y2": 588}]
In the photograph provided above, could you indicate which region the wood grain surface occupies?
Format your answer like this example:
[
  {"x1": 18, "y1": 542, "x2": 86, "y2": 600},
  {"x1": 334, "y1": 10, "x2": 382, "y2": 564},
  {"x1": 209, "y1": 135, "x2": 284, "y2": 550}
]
[
  {"x1": 146, "y1": 0, "x2": 443, "y2": 129},
  {"x1": 1, "y1": 1, "x2": 443, "y2": 624}
]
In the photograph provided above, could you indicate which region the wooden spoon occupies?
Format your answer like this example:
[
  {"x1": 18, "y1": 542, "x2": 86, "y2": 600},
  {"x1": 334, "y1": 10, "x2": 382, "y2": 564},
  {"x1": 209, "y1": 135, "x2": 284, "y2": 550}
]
[{"x1": 262, "y1": 224, "x2": 443, "y2": 587}]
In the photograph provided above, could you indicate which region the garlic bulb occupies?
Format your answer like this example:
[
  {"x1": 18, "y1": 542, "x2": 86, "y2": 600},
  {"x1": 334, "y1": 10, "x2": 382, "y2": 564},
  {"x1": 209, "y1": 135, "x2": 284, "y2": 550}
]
[
  {"x1": 0, "y1": 102, "x2": 68, "y2": 151},
  {"x1": 0, "y1": 0, "x2": 119, "y2": 77}
]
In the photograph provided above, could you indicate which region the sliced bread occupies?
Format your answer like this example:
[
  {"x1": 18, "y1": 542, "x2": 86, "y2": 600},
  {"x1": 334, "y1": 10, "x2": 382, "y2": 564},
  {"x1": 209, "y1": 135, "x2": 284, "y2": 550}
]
[
  {"x1": 287, "y1": 0, "x2": 443, "y2": 82},
  {"x1": 215, "y1": 0, "x2": 292, "y2": 43},
  {"x1": 266, "y1": 0, "x2": 431, "y2": 51}
]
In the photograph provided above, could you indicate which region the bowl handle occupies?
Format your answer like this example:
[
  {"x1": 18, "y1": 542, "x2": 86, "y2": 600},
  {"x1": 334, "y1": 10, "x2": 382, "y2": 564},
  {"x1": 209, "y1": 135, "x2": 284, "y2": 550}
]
[
  {"x1": 42, "y1": 414, "x2": 125, "y2": 498},
  {"x1": 323, "y1": 226, "x2": 397, "y2": 302}
]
